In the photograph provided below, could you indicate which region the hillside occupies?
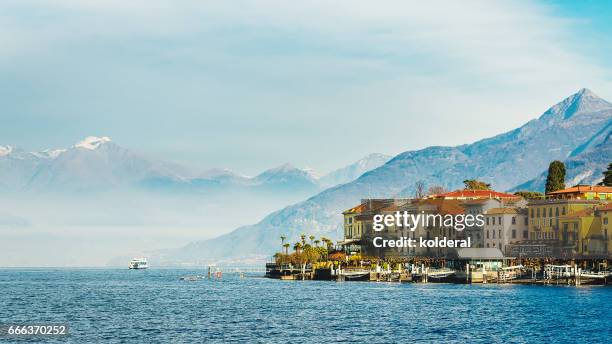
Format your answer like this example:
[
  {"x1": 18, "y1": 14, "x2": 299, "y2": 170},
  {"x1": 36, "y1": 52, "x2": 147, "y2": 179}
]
[{"x1": 159, "y1": 89, "x2": 612, "y2": 264}]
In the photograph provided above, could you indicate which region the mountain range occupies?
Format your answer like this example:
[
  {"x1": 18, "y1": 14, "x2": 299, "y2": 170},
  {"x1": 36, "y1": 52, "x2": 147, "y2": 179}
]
[
  {"x1": 157, "y1": 88, "x2": 612, "y2": 265},
  {"x1": 0, "y1": 137, "x2": 389, "y2": 196}
]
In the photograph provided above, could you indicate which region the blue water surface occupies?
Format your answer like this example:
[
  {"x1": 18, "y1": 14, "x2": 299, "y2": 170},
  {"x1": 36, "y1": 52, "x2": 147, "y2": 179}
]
[{"x1": 0, "y1": 269, "x2": 610, "y2": 343}]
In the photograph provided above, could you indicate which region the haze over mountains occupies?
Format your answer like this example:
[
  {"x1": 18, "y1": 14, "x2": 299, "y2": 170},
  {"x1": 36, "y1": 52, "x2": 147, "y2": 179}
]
[
  {"x1": 0, "y1": 137, "x2": 390, "y2": 266},
  {"x1": 0, "y1": 137, "x2": 388, "y2": 196},
  {"x1": 159, "y1": 88, "x2": 612, "y2": 265},
  {"x1": 1, "y1": 89, "x2": 610, "y2": 266}
]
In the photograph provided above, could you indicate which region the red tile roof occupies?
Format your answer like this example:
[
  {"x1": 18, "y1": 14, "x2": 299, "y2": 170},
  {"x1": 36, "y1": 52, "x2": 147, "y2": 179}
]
[
  {"x1": 428, "y1": 189, "x2": 520, "y2": 200},
  {"x1": 486, "y1": 207, "x2": 520, "y2": 215},
  {"x1": 547, "y1": 185, "x2": 612, "y2": 195}
]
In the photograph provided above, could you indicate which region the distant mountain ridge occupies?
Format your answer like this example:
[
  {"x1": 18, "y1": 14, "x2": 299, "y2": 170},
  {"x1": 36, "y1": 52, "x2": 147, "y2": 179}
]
[
  {"x1": 159, "y1": 88, "x2": 612, "y2": 265},
  {"x1": 0, "y1": 136, "x2": 388, "y2": 196}
]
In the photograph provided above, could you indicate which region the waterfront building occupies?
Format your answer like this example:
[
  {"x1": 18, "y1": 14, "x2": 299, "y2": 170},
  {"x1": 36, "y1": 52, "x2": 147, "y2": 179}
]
[
  {"x1": 596, "y1": 203, "x2": 612, "y2": 254},
  {"x1": 546, "y1": 185, "x2": 612, "y2": 200},
  {"x1": 527, "y1": 199, "x2": 602, "y2": 241},
  {"x1": 461, "y1": 198, "x2": 526, "y2": 248},
  {"x1": 341, "y1": 199, "x2": 403, "y2": 254},
  {"x1": 483, "y1": 207, "x2": 528, "y2": 255},
  {"x1": 558, "y1": 203, "x2": 612, "y2": 257},
  {"x1": 358, "y1": 198, "x2": 465, "y2": 258}
]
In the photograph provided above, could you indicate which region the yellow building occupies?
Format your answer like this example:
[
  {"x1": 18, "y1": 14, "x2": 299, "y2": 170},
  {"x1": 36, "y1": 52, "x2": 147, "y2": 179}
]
[
  {"x1": 596, "y1": 203, "x2": 612, "y2": 254},
  {"x1": 558, "y1": 208, "x2": 598, "y2": 255},
  {"x1": 342, "y1": 203, "x2": 366, "y2": 241},
  {"x1": 527, "y1": 199, "x2": 601, "y2": 241},
  {"x1": 342, "y1": 199, "x2": 395, "y2": 241},
  {"x1": 546, "y1": 184, "x2": 612, "y2": 200}
]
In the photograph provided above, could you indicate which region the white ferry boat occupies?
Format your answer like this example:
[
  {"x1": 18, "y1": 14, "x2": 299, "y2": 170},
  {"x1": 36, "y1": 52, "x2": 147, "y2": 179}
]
[{"x1": 128, "y1": 257, "x2": 149, "y2": 269}]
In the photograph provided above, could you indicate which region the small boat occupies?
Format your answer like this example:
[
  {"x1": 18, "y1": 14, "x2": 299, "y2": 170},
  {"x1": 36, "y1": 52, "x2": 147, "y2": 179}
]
[
  {"x1": 427, "y1": 268, "x2": 456, "y2": 280},
  {"x1": 128, "y1": 257, "x2": 148, "y2": 269},
  {"x1": 340, "y1": 270, "x2": 370, "y2": 281},
  {"x1": 579, "y1": 271, "x2": 611, "y2": 279},
  {"x1": 180, "y1": 275, "x2": 203, "y2": 281}
]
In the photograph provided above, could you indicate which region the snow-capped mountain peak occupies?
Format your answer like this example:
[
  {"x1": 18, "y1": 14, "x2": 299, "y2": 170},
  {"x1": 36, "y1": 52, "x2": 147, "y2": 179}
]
[
  {"x1": 32, "y1": 149, "x2": 67, "y2": 159},
  {"x1": 0, "y1": 145, "x2": 14, "y2": 157},
  {"x1": 542, "y1": 87, "x2": 612, "y2": 120},
  {"x1": 74, "y1": 136, "x2": 112, "y2": 150}
]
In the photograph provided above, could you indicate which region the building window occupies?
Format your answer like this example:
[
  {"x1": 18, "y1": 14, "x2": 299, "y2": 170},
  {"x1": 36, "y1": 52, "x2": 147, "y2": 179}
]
[
  {"x1": 486, "y1": 230, "x2": 490, "y2": 239},
  {"x1": 486, "y1": 217, "x2": 489, "y2": 226},
  {"x1": 530, "y1": 209, "x2": 534, "y2": 218},
  {"x1": 499, "y1": 229, "x2": 501, "y2": 238},
  {"x1": 548, "y1": 208, "x2": 552, "y2": 217},
  {"x1": 562, "y1": 207, "x2": 566, "y2": 215},
  {"x1": 555, "y1": 207, "x2": 559, "y2": 216},
  {"x1": 549, "y1": 219, "x2": 553, "y2": 227},
  {"x1": 486, "y1": 243, "x2": 490, "y2": 248},
  {"x1": 498, "y1": 216, "x2": 502, "y2": 224},
  {"x1": 523, "y1": 230, "x2": 528, "y2": 239},
  {"x1": 512, "y1": 229, "x2": 516, "y2": 239},
  {"x1": 604, "y1": 217, "x2": 608, "y2": 225},
  {"x1": 512, "y1": 217, "x2": 516, "y2": 225},
  {"x1": 492, "y1": 230, "x2": 496, "y2": 239},
  {"x1": 537, "y1": 208, "x2": 540, "y2": 217},
  {"x1": 524, "y1": 217, "x2": 528, "y2": 226}
]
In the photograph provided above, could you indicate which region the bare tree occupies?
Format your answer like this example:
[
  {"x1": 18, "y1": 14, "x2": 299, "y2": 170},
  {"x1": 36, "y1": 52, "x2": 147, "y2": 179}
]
[
  {"x1": 427, "y1": 185, "x2": 446, "y2": 196},
  {"x1": 414, "y1": 180, "x2": 426, "y2": 199}
]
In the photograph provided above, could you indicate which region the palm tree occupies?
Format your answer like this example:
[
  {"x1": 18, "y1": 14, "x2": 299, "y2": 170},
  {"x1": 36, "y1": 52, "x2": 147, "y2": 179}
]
[
  {"x1": 283, "y1": 243, "x2": 290, "y2": 255},
  {"x1": 280, "y1": 235, "x2": 286, "y2": 252},
  {"x1": 300, "y1": 234, "x2": 306, "y2": 245},
  {"x1": 321, "y1": 237, "x2": 333, "y2": 251},
  {"x1": 314, "y1": 239, "x2": 320, "y2": 247},
  {"x1": 309, "y1": 235, "x2": 315, "y2": 244},
  {"x1": 293, "y1": 242, "x2": 303, "y2": 254}
]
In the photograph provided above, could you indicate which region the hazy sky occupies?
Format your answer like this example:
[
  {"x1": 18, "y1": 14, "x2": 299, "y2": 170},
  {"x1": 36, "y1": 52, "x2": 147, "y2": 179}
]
[{"x1": 2, "y1": 0, "x2": 612, "y2": 175}]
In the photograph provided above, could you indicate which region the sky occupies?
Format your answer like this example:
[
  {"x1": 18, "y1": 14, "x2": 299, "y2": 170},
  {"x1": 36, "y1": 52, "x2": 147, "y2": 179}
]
[{"x1": 1, "y1": 0, "x2": 612, "y2": 176}]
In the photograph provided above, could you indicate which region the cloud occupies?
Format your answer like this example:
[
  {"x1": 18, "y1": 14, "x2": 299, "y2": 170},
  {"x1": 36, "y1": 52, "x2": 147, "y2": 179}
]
[{"x1": 0, "y1": 0, "x2": 610, "y2": 174}]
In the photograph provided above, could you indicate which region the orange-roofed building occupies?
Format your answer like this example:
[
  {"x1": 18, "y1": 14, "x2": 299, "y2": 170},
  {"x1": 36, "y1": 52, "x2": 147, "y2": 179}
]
[
  {"x1": 546, "y1": 184, "x2": 612, "y2": 200},
  {"x1": 428, "y1": 189, "x2": 521, "y2": 201}
]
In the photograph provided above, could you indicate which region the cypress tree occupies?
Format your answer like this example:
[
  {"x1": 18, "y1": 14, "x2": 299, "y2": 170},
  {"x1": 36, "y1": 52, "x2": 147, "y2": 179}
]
[
  {"x1": 599, "y1": 163, "x2": 612, "y2": 186},
  {"x1": 545, "y1": 160, "x2": 566, "y2": 193}
]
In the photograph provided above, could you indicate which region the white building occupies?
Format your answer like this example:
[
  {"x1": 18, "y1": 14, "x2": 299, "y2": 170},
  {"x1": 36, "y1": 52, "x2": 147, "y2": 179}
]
[{"x1": 483, "y1": 207, "x2": 528, "y2": 255}]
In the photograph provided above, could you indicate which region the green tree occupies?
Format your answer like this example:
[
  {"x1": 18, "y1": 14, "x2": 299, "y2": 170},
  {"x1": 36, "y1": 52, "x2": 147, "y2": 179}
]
[
  {"x1": 293, "y1": 242, "x2": 303, "y2": 254},
  {"x1": 545, "y1": 160, "x2": 566, "y2": 193},
  {"x1": 283, "y1": 243, "x2": 290, "y2": 255},
  {"x1": 598, "y1": 163, "x2": 612, "y2": 186},
  {"x1": 463, "y1": 179, "x2": 491, "y2": 190},
  {"x1": 514, "y1": 191, "x2": 544, "y2": 200}
]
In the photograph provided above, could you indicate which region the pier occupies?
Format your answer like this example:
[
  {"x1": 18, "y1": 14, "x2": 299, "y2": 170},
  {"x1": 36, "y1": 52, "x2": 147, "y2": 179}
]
[{"x1": 265, "y1": 256, "x2": 611, "y2": 285}]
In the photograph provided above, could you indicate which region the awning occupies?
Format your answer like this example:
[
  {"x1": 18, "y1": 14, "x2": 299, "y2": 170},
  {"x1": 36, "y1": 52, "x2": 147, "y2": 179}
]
[{"x1": 337, "y1": 239, "x2": 360, "y2": 246}]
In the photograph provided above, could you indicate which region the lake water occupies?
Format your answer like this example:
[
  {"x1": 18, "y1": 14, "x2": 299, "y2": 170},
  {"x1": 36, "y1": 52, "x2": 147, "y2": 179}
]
[{"x1": 1, "y1": 269, "x2": 611, "y2": 343}]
